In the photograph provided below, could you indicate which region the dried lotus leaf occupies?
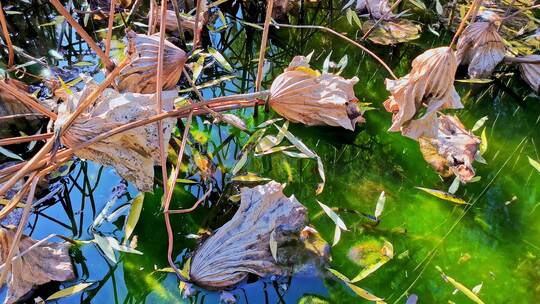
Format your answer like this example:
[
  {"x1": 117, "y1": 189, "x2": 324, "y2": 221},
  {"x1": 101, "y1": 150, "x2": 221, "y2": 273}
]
[
  {"x1": 384, "y1": 47, "x2": 463, "y2": 140},
  {"x1": 362, "y1": 19, "x2": 421, "y2": 45},
  {"x1": 189, "y1": 181, "x2": 308, "y2": 289},
  {"x1": 56, "y1": 79, "x2": 176, "y2": 191},
  {"x1": 117, "y1": 30, "x2": 187, "y2": 94},
  {"x1": 419, "y1": 115, "x2": 481, "y2": 182},
  {"x1": 157, "y1": 10, "x2": 196, "y2": 33},
  {"x1": 269, "y1": 56, "x2": 364, "y2": 130},
  {"x1": 0, "y1": 226, "x2": 74, "y2": 304},
  {"x1": 517, "y1": 55, "x2": 540, "y2": 93},
  {"x1": 0, "y1": 79, "x2": 33, "y2": 116},
  {"x1": 456, "y1": 14, "x2": 506, "y2": 79},
  {"x1": 356, "y1": 0, "x2": 394, "y2": 20}
]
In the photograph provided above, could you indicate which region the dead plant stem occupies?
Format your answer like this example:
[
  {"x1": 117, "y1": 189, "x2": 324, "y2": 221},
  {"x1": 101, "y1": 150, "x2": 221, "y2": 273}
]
[{"x1": 0, "y1": 1, "x2": 14, "y2": 67}]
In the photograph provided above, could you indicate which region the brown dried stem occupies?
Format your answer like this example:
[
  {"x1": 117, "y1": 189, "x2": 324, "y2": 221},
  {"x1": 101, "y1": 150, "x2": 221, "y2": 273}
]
[
  {"x1": 255, "y1": 0, "x2": 273, "y2": 92},
  {"x1": 0, "y1": 132, "x2": 53, "y2": 147},
  {"x1": 0, "y1": 1, "x2": 14, "y2": 67},
  {"x1": 271, "y1": 23, "x2": 398, "y2": 80},
  {"x1": 48, "y1": 0, "x2": 115, "y2": 71},
  {"x1": 361, "y1": 0, "x2": 404, "y2": 40},
  {"x1": 0, "y1": 80, "x2": 57, "y2": 120},
  {"x1": 104, "y1": 0, "x2": 116, "y2": 58},
  {"x1": 193, "y1": 0, "x2": 203, "y2": 49},
  {"x1": 168, "y1": 184, "x2": 212, "y2": 214},
  {"x1": 156, "y1": 0, "x2": 170, "y2": 200},
  {"x1": 171, "y1": 0, "x2": 186, "y2": 43}
]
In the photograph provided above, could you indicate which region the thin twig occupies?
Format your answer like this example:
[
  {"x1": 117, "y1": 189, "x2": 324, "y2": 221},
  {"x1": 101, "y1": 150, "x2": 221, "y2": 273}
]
[
  {"x1": 105, "y1": 0, "x2": 116, "y2": 58},
  {"x1": 271, "y1": 23, "x2": 398, "y2": 79},
  {"x1": 167, "y1": 184, "x2": 212, "y2": 214},
  {"x1": 0, "y1": 132, "x2": 53, "y2": 146},
  {"x1": 449, "y1": 0, "x2": 482, "y2": 49},
  {"x1": 503, "y1": 3, "x2": 540, "y2": 20},
  {"x1": 361, "y1": 0, "x2": 404, "y2": 41},
  {"x1": 0, "y1": 80, "x2": 57, "y2": 119},
  {"x1": 163, "y1": 111, "x2": 193, "y2": 281},
  {"x1": 171, "y1": 0, "x2": 187, "y2": 44},
  {"x1": 0, "y1": 113, "x2": 47, "y2": 122},
  {"x1": 49, "y1": 0, "x2": 115, "y2": 71},
  {"x1": 254, "y1": 0, "x2": 274, "y2": 117},
  {"x1": 156, "y1": 0, "x2": 170, "y2": 200},
  {"x1": 0, "y1": 1, "x2": 14, "y2": 67},
  {"x1": 148, "y1": 0, "x2": 157, "y2": 35}
]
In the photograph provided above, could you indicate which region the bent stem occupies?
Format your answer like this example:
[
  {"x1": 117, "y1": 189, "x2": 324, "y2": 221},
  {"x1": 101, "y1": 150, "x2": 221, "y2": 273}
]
[
  {"x1": 271, "y1": 23, "x2": 398, "y2": 80},
  {"x1": 449, "y1": 0, "x2": 482, "y2": 49}
]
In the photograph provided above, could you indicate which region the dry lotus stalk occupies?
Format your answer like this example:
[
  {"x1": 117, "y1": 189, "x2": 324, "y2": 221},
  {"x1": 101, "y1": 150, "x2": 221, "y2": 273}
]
[
  {"x1": 190, "y1": 181, "x2": 310, "y2": 289},
  {"x1": 269, "y1": 56, "x2": 364, "y2": 131},
  {"x1": 419, "y1": 115, "x2": 481, "y2": 182},
  {"x1": 0, "y1": 226, "x2": 74, "y2": 304},
  {"x1": 456, "y1": 12, "x2": 506, "y2": 79},
  {"x1": 355, "y1": 0, "x2": 394, "y2": 20},
  {"x1": 55, "y1": 78, "x2": 176, "y2": 191},
  {"x1": 117, "y1": 30, "x2": 187, "y2": 94},
  {"x1": 517, "y1": 55, "x2": 540, "y2": 93},
  {"x1": 384, "y1": 47, "x2": 463, "y2": 140}
]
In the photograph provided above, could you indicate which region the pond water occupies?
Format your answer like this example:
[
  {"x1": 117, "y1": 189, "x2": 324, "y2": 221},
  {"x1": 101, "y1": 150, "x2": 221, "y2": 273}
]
[{"x1": 1, "y1": 1, "x2": 539, "y2": 303}]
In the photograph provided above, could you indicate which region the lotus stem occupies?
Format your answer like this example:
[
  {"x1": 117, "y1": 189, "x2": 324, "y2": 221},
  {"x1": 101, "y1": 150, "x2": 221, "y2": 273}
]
[
  {"x1": 171, "y1": 0, "x2": 187, "y2": 44},
  {"x1": 271, "y1": 23, "x2": 398, "y2": 80},
  {"x1": 167, "y1": 183, "x2": 212, "y2": 214},
  {"x1": 193, "y1": 0, "x2": 203, "y2": 49},
  {"x1": 0, "y1": 1, "x2": 14, "y2": 67},
  {"x1": 0, "y1": 132, "x2": 53, "y2": 146},
  {"x1": 104, "y1": 0, "x2": 116, "y2": 58},
  {"x1": 48, "y1": 0, "x2": 115, "y2": 71},
  {"x1": 255, "y1": 0, "x2": 274, "y2": 92},
  {"x1": 361, "y1": 0, "x2": 404, "y2": 41},
  {"x1": 0, "y1": 80, "x2": 57, "y2": 120},
  {"x1": 449, "y1": 0, "x2": 482, "y2": 49},
  {"x1": 156, "y1": 0, "x2": 170, "y2": 203}
]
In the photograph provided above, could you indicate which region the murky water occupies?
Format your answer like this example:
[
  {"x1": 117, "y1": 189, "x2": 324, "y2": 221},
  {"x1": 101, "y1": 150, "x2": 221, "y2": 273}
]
[{"x1": 1, "y1": 1, "x2": 539, "y2": 303}]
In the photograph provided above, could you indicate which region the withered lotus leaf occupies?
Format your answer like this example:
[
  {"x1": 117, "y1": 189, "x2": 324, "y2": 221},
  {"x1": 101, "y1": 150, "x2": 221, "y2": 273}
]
[
  {"x1": 55, "y1": 78, "x2": 176, "y2": 191},
  {"x1": 355, "y1": 0, "x2": 394, "y2": 20},
  {"x1": 0, "y1": 226, "x2": 74, "y2": 304},
  {"x1": 456, "y1": 13, "x2": 506, "y2": 79},
  {"x1": 189, "y1": 181, "x2": 309, "y2": 289},
  {"x1": 384, "y1": 47, "x2": 463, "y2": 139},
  {"x1": 269, "y1": 56, "x2": 364, "y2": 131},
  {"x1": 517, "y1": 55, "x2": 540, "y2": 93},
  {"x1": 419, "y1": 115, "x2": 481, "y2": 182},
  {"x1": 157, "y1": 10, "x2": 196, "y2": 34},
  {"x1": 117, "y1": 30, "x2": 187, "y2": 94}
]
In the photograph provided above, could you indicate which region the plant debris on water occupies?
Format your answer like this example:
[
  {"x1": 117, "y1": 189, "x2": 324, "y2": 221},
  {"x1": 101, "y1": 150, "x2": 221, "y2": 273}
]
[{"x1": 0, "y1": 0, "x2": 539, "y2": 303}]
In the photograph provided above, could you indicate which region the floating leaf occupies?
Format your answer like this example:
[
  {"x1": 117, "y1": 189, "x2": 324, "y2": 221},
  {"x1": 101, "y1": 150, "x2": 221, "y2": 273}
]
[
  {"x1": 527, "y1": 156, "x2": 540, "y2": 172},
  {"x1": 327, "y1": 268, "x2": 351, "y2": 282},
  {"x1": 345, "y1": 281, "x2": 384, "y2": 301},
  {"x1": 208, "y1": 47, "x2": 233, "y2": 72},
  {"x1": 93, "y1": 234, "x2": 117, "y2": 263},
  {"x1": 177, "y1": 178, "x2": 198, "y2": 184},
  {"x1": 471, "y1": 116, "x2": 488, "y2": 132},
  {"x1": 438, "y1": 268, "x2": 486, "y2": 304},
  {"x1": 480, "y1": 128, "x2": 488, "y2": 155},
  {"x1": 107, "y1": 236, "x2": 143, "y2": 255},
  {"x1": 269, "y1": 229, "x2": 278, "y2": 262},
  {"x1": 124, "y1": 192, "x2": 144, "y2": 244},
  {"x1": 472, "y1": 282, "x2": 483, "y2": 294},
  {"x1": 332, "y1": 225, "x2": 341, "y2": 247},
  {"x1": 232, "y1": 153, "x2": 248, "y2": 175},
  {"x1": 0, "y1": 146, "x2": 23, "y2": 160},
  {"x1": 47, "y1": 282, "x2": 94, "y2": 300},
  {"x1": 448, "y1": 176, "x2": 460, "y2": 194},
  {"x1": 416, "y1": 187, "x2": 469, "y2": 205},
  {"x1": 317, "y1": 200, "x2": 347, "y2": 230},
  {"x1": 374, "y1": 191, "x2": 385, "y2": 219},
  {"x1": 232, "y1": 174, "x2": 270, "y2": 182}
]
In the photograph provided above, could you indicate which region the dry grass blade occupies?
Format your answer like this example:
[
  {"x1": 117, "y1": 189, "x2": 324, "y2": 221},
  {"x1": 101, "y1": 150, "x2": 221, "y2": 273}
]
[
  {"x1": 48, "y1": 0, "x2": 115, "y2": 71},
  {"x1": 0, "y1": 1, "x2": 14, "y2": 67}
]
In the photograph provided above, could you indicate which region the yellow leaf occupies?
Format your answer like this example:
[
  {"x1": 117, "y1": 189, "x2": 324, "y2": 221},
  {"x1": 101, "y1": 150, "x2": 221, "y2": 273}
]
[
  {"x1": 47, "y1": 282, "x2": 94, "y2": 300},
  {"x1": 124, "y1": 193, "x2": 144, "y2": 244},
  {"x1": 416, "y1": 187, "x2": 469, "y2": 205}
]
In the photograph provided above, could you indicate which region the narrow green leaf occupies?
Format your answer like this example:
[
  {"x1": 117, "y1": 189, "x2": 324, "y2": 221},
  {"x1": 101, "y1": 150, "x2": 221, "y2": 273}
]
[
  {"x1": 346, "y1": 282, "x2": 384, "y2": 301},
  {"x1": 317, "y1": 200, "x2": 347, "y2": 230},
  {"x1": 208, "y1": 47, "x2": 233, "y2": 72},
  {"x1": 0, "y1": 147, "x2": 23, "y2": 161},
  {"x1": 416, "y1": 187, "x2": 469, "y2": 205},
  {"x1": 332, "y1": 225, "x2": 341, "y2": 247},
  {"x1": 374, "y1": 191, "x2": 385, "y2": 219},
  {"x1": 471, "y1": 116, "x2": 488, "y2": 132},
  {"x1": 192, "y1": 55, "x2": 206, "y2": 82},
  {"x1": 232, "y1": 174, "x2": 270, "y2": 182},
  {"x1": 47, "y1": 282, "x2": 94, "y2": 300},
  {"x1": 480, "y1": 128, "x2": 488, "y2": 155},
  {"x1": 448, "y1": 176, "x2": 460, "y2": 194},
  {"x1": 528, "y1": 156, "x2": 540, "y2": 172},
  {"x1": 124, "y1": 193, "x2": 144, "y2": 244},
  {"x1": 438, "y1": 269, "x2": 486, "y2": 304},
  {"x1": 177, "y1": 178, "x2": 198, "y2": 184},
  {"x1": 232, "y1": 153, "x2": 248, "y2": 175}
]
